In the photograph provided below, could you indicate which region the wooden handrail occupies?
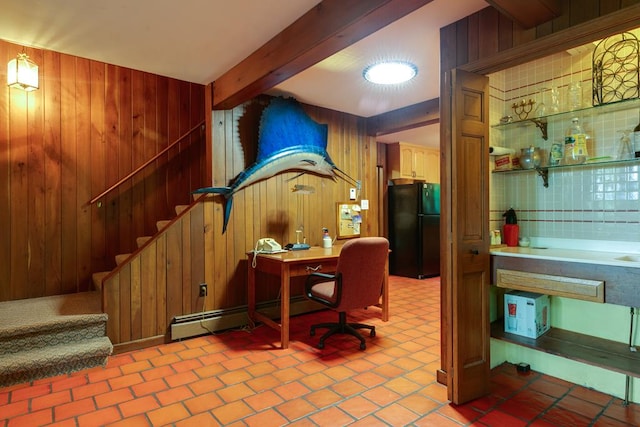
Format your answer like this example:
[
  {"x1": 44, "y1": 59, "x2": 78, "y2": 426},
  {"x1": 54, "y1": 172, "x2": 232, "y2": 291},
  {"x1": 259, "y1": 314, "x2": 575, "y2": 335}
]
[{"x1": 87, "y1": 120, "x2": 205, "y2": 206}]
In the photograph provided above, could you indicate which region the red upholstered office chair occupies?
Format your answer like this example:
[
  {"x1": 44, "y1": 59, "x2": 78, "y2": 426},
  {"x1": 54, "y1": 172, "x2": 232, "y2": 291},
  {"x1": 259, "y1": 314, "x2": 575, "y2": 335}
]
[{"x1": 304, "y1": 237, "x2": 389, "y2": 350}]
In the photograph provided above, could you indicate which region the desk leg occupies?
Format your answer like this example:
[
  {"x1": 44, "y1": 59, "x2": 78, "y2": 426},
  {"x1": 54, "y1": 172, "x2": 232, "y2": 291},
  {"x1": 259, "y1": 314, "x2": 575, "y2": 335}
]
[
  {"x1": 382, "y1": 259, "x2": 389, "y2": 322},
  {"x1": 281, "y1": 265, "x2": 290, "y2": 349},
  {"x1": 248, "y1": 254, "x2": 256, "y2": 325}
]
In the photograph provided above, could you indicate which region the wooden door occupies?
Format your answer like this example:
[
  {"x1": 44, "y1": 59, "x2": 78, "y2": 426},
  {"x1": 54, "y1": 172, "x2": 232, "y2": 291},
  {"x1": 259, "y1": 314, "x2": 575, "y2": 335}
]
[{"x1": 442, "y1": 69, "x2": 491, "y2": 404}]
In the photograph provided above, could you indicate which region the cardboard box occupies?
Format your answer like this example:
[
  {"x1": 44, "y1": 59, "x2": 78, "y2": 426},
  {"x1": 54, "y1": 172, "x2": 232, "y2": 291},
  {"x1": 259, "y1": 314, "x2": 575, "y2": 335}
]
[
  {"x1": 493, "y1": 154, "x2": 513, "y2": 171},
  {"x1": 504, "y1": 290, "x2": 550, "y2": 339}
]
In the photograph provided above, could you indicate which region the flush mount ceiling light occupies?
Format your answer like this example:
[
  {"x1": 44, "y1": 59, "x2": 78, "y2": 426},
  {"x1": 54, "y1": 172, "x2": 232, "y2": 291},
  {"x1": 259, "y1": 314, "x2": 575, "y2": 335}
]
[
  {"x1": 363, "y1": 61, "x2": 418, "y2": 85},
  {"x1": 7, "y1": 52, "x2": 39, "y2": 91}
]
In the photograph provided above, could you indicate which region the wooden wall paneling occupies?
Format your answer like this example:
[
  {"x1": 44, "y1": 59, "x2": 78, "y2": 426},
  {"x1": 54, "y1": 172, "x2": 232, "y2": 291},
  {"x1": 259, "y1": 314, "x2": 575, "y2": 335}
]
[
  {"x1": 118, "y1": 264, "x2": 131, "y2": 343},
  {"x1": 0, "y1": 43, "x2": 9, "y2": 300},
  {"x1": 175, "y1": 81, "x2": 190, "y2": 213},
  {"x1": 9, "y1": 83, "x2": 30, "y2": 300},
  {"x1": 0, "y1": 38, "x2": 206, "y2": 303},
  {"x1": 497, "y1": 13, "x2": 515, "y2": 51},
  {"x1": 165, "y1": 218, "x2": 183, "y2": 322},
  {"x1": 141, "y1": 244, "x2": 157, "y2": 337},
  {"x1": 155, "y1": 76, "x2": 170, "y2": 219},
  {"x1": 104, "y1": 64, "x2": 121, "y2": 277},
  {"x1": 181, "y1": 206, "x2": 192, "y2": 314},
  {"x1": 129, "y1": 255, "x2": 142, "y2": 340},
  {"x1": 27, "y1": 47, "x2": 46, "y2": 297},
  {"x1": 75, "y1": 57, "x2": 92, "y2": 293},
  {"x1": 143, "y1": 73, "x2": 158, "y2": 242},
  {"x1": 478, "y1": 8, "x2": 500, "y2": 59},
  {"x1": 190, "y1": 201, "x2": 205, "y2": 313},
  {"x1": 104, "y1": 272, "x2": 120, "y2": 343},
  {"x1": 189, "y1": 83, "x2": 205, "y2": 193},
  {"x1": 155, "y1": 233, "x2": 167, "y2": 336},
  {"x1": 90, "y1": 60, "x2": 106, "y2": 285},
  {"x1": 59, "y1": 55, "x2": 78, "y2": 295},
  {"x1": 204, "y1": 197, "x2": 218, "y2": 310},
  {"x1": 130, "y1": 71, "x2": 146, "y2": 242},
  {"x1": 166, "y1": 78, "x2": 182, "y2": 215},
  {"x1": 570, "y1": 0, "x2": 600, "y2": 25},
  {"x1": 118, "y1": 67, "x2": 134, "y2": 259},
  {"x1": 457, "y1": 17, "x2": 472, "y2": 76}
]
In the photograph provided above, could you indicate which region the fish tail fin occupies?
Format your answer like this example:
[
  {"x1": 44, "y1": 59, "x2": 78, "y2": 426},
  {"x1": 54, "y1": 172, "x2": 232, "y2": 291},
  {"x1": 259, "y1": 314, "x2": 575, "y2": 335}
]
[
  {"x1": 192, "y1": 187, "x2": 234, "y2": 233},
  {"x1": 222, "y1": 195, "x2": 233, "y2": 233}
]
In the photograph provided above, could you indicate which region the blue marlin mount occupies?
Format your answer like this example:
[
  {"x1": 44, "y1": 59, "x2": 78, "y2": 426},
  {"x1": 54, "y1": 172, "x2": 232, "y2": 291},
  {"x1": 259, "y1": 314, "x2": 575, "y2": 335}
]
[{"x1": 193, "y1": 96, "x2": 357, "y2": 233}]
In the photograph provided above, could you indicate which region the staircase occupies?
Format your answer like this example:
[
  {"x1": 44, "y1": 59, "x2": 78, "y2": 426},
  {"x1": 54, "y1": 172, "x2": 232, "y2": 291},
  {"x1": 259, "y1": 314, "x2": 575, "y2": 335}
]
[
  {"x1": 92, "y1": 203, "x2": 197, "y2": 349},
  {"x1": 0, "y1": 292, "x2": 112, "y2": 387},
  {"x1": 92, "y1": 204, "x2": 190, "y2": 291}
]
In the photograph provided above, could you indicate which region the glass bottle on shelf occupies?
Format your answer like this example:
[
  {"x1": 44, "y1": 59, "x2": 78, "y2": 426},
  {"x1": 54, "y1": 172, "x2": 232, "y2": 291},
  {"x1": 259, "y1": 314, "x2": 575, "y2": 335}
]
[
  {"x1": 616, "y1": 130, "x2": 633, "y2": 160},
  {"x1": 564, "y1": 117, "x2": 589, "y2": 165},
  {"x1": 567, "y1": 82, "x2": 583, "y2": 111},
  {"x1": 634, "y1": 119, "x2": 640, "y2": 158}
]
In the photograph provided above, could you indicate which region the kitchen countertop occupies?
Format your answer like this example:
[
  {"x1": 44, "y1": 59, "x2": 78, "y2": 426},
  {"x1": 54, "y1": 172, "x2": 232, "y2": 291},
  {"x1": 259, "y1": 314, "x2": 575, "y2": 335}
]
[{"x1": 490, "y1": 245, "x2": 640, "y2": 268}]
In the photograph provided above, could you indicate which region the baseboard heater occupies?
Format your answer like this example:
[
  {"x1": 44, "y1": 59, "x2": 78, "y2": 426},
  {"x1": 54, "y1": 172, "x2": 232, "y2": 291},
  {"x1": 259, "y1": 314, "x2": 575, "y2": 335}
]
[{"x1": 170, "y1": 296, "x2": 324, "y2": 341}]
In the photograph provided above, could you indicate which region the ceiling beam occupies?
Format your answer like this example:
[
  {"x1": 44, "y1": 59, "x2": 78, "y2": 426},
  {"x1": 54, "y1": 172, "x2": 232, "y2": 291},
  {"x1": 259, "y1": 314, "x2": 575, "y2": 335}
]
[
  {"x1": 484, "y1": 0, "x2": 561, "y2": 29},
  {"x1": 212, "y1": 0, "x2": 432, "y2": 110},
  {"x1": 366, "y1": 98, "x2": 439, "y2": 136}
]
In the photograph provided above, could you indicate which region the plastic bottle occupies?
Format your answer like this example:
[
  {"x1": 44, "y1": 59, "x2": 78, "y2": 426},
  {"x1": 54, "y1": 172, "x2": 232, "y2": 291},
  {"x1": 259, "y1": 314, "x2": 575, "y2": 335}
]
[
  {"x1": 564, "y1": 117, "x2": 589, "y2": 165},
  {"x1": 322, "y1": 228, "x2": 332, "y2": 248},
  {"x1": 634, "y1": 120, "x2": 640, "y2": 158},
  {"x1": 502, "y1": 208, "x2": 519, "y2": 247}
]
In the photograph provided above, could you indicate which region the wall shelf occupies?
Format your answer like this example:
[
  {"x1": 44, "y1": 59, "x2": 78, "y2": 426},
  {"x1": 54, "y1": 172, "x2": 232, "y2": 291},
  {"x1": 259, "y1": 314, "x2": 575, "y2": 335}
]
[
  {"x1": 491, "y1": 319, "x2": 640, "y2": 378},
  {"x1": 492, "y1": 97, "x2": 640, "y2": 139},
  {"x1": 492, "y1": 157, "x2": 640, "y2": 187}
]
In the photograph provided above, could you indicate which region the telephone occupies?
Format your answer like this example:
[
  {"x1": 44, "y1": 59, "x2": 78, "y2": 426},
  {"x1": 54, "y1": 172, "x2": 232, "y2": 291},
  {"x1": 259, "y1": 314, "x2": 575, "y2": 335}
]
[{"x1": 254, "y1": 238, "x2": 284, "y2": 253}]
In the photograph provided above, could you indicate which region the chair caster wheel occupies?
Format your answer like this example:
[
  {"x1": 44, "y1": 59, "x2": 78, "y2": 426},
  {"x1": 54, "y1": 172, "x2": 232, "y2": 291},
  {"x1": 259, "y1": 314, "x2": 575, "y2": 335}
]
[
  {"x1": 317, "y1": 342, "x2": 324, "y2": 349},
  {"x1": 370, "y1": 330, "x2": 376, "y2": 337},
  {"x1": 310, "y1": 329, "x2": 316, "y2": 336},
  {"x1": 360, "y1": 343, "x2": 366, "y2": 350}
]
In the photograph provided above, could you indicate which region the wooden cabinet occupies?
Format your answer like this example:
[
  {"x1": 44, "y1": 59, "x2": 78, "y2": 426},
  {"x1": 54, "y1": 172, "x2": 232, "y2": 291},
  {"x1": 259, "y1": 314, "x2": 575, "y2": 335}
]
[
  {"x1": 387, "y1": 142, "x2": 439, "y2": 183},
  {"x1": 424, "y1": 147, "x2": 440, "y2": 183}
]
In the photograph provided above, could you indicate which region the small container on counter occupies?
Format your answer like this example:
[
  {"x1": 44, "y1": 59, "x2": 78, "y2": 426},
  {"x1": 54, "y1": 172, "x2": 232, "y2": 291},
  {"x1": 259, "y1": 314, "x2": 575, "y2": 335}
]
[{"x1": 502, "y1": 208, "x2": 519, "y2": 247}]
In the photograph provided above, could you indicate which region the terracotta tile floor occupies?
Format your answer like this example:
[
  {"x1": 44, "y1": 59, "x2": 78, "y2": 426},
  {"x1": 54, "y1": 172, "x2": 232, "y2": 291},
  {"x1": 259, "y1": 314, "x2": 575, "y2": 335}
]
[{"x1": 1, "y1": 276, "x2": 639, "y2": 426}]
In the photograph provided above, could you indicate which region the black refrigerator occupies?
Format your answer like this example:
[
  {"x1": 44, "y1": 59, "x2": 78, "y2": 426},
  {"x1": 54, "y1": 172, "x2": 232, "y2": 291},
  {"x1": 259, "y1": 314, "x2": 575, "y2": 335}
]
[{"x1": 388, "y1": 182, "x2": 440, "y2": 279}]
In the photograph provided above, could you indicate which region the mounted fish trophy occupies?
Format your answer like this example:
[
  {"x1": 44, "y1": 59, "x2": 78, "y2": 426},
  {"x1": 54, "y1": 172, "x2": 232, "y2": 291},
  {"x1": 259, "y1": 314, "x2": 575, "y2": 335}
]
[{"x1": 193, "y1": 97, "x2": 357, "y2": 233}]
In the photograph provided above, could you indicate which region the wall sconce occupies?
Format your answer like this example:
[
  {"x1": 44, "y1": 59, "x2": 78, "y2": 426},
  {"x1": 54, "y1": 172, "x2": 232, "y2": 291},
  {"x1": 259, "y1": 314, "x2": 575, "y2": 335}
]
[{"x1": 7, "y1": 52, "x2": 39, "y2": 91}]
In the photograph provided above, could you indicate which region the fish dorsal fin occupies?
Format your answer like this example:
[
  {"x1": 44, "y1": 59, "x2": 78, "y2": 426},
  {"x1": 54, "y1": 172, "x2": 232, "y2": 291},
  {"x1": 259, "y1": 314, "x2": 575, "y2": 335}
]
[{"x1": 257, "y1": 97, "x2": 328, "y2": 162}]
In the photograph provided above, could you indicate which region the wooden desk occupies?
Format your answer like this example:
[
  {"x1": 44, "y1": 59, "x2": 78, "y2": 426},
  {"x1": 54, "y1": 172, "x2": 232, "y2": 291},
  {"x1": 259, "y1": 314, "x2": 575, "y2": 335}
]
[{"x1": 247, "y1": 245, "x2": 389, "y2": 349}]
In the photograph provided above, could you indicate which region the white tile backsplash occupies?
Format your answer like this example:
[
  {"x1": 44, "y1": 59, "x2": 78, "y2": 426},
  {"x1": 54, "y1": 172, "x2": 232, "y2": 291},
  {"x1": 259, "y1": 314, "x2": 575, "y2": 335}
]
[{"x1": 489, "y1": 38, "x2": 640, "y2": 244}]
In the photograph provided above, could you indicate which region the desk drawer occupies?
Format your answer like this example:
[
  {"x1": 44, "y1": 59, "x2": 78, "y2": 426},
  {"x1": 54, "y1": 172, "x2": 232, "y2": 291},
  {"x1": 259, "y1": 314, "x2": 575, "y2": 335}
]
[{"x1": 289, "y1": 260, "x2": 338, "y2": 277}]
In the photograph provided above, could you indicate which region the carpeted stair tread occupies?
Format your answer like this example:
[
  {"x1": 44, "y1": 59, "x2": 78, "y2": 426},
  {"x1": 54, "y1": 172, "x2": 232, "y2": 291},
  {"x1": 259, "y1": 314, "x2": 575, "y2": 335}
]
[
  {"x1": 0, "y1": 292, "x2": 104, "y2": 340},
  {"x1": 0, "y1": 337, "x2": 112, "y2": 387},
  {"x1": 0, "y1": 292, "x2": 112, "y2": 386}
]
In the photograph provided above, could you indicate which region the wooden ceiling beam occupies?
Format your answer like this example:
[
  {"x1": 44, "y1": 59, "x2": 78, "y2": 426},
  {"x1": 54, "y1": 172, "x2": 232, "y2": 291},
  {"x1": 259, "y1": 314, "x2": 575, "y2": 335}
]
[
  {"x1": 485, "y1": 0, "x2": 561, "y2": 29},
  {"x1": 366, "y1": 98, "x2": 439, "y2": 136},
  {"x1": 212, "y1": 0, "x2": 433, "y2": 110}
]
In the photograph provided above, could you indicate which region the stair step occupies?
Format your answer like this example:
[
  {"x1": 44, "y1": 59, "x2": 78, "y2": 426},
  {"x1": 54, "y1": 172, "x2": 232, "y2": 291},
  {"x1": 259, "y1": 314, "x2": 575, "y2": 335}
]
[
  {"x1": 175, "y1": 205, "x2": 189, "y2": 215},
  {"x1": 0, "y1": 337, "x2": 112, "y2": 387},
  {"x1": 0, "y1": 292, "x2": 107, "y2": 354},
  {"x1": 156, "y1": 220, "x2": 170, "y2": 231},
  {"x1": 92, "y1": 272, "x2": 109, "y2": 292},
  {"x1": 136, "y1": 236, "x2": 152, "y2": 248},
  {"x1": 115, "y1": 254, "x2": 131, "y2": 265}
]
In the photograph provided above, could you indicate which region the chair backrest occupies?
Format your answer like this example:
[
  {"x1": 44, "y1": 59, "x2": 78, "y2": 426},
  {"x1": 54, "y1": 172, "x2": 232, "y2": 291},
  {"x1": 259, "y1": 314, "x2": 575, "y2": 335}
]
[{"x1": 334, "y1": 237, "x2": 389, "y2": 311}]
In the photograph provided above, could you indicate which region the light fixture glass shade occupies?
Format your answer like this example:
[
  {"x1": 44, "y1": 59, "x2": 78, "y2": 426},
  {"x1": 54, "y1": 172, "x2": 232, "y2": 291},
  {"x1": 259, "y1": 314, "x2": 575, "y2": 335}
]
[
  {"x1": 363, "y1": 61, "x2": 417, "y2": 85},
  {"x1": 7, "y1": 53, "x2": 39, "y2": 91}
]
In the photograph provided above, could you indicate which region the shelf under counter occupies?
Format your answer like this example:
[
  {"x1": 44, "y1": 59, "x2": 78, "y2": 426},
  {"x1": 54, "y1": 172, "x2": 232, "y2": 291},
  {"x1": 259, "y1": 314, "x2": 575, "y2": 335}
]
[{"x1": 491, "y1": 319, "x2": 640, "y2": 378}]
